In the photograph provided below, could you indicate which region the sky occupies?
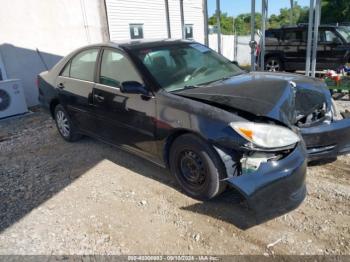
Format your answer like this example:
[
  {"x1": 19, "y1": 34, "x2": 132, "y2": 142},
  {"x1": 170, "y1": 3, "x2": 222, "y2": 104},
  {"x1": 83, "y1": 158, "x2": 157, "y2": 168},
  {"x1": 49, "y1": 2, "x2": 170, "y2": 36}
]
[{"x1": 207, "y1": 0, "x2": 311, "y2": 17}]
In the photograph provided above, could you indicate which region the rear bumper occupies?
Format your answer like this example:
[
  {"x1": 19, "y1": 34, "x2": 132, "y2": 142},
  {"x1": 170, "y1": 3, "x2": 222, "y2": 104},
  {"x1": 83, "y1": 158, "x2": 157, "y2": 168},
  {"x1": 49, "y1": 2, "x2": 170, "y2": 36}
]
[
  {"x1": 225, "y1": 144, "x2": 307, "y2": 213},
  {"x1": 301, "y1": 118, "x2": 350, "y2": 161}
]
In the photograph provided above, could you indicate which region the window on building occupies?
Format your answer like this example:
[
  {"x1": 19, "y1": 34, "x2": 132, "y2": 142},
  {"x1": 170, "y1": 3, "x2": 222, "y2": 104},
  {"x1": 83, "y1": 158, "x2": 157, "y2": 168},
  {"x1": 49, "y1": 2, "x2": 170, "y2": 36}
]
[
  {"x1": 130, "y1": 24, "x2": 144, "y2": 39},
  {"x1": 185, "y1": 24, "x2": 193, "y2": 39},
  {"x1": 99, "y1": 49, "x2": 142, "y2": 87},
  {"x1": 69, "y1": 49, "x2": 99, "y2": 81}
]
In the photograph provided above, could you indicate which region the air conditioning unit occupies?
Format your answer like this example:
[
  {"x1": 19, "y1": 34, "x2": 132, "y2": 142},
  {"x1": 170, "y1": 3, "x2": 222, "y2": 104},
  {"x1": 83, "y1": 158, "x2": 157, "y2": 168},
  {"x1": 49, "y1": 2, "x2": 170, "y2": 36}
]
[{"x1": 0, "y1": 79, "x2": 28, "y2": 119}]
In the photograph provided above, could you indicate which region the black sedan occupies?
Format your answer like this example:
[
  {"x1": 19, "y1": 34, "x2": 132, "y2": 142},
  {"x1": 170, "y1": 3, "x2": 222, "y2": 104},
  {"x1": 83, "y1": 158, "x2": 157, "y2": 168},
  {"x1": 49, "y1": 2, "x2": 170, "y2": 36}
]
[{"x1": 38, "y1": 40, "x2": 350, "y2": 212}]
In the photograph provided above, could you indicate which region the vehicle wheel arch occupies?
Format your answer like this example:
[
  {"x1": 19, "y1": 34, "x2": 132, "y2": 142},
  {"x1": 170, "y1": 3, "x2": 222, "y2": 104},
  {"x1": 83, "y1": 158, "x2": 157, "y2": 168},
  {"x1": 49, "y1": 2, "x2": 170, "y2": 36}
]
[
  {"x1": 163, "y1": 129, "x2": 209, "y2": 169},
  {"x1": 265, "y1": 52, "x2": 283, "y2": 62},
  {"x1": 50, "y1": 98, "x2": 60, "y2": 119},
  {"x1": 163, "y1": 129, "x2": 234, "y2": 180}
]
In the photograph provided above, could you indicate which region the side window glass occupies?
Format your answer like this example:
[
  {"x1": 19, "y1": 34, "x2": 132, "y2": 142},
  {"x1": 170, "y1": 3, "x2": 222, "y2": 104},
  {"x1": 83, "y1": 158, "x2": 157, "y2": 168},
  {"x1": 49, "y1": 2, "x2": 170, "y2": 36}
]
[
  {"x1": 324, "y1": 30, "x2": 341, "y2": 43},
  {"x1": 318, "y1": 31, "x2": 325, "y2": 42},
  {"x1": 284, "y1": 31, "x2": 301, "y2": 43},
  {"x1": 99, "y1": 49, "x2": 143, "y2": 87},
  {"x1": 61, "y1": 62, "x2": 70, "y2": 77},
  {"x1": 70, "y1": 49, "x2": 99, "y2": 81}
]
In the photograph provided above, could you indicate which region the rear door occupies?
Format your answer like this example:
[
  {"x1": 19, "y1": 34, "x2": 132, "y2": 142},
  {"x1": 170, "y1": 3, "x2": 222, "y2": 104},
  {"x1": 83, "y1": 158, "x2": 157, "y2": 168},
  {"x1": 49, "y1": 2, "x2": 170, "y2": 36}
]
[
  {"x1": 92, "y1": 47, "x2": 158, "y2": 159},
  {"x1": 55, "y1": 48, "x2": 100, "y2": 133},
  {"x1": 281, "y1": 29, "x2": 304, "y2": 70}
]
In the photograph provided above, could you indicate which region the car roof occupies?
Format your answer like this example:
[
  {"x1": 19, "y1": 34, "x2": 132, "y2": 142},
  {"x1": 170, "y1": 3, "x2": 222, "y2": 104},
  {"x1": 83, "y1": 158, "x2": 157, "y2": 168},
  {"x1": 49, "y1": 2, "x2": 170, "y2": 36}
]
[{"x1": 86, "y1": 39, "x2": 194, "y2": 50}]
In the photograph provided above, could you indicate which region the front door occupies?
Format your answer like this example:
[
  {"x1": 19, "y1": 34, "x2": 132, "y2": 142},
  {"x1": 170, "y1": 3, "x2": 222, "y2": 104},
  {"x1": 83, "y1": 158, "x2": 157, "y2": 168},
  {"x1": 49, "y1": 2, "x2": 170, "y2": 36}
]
[
  {"x1": 55, "y1": 48, "x2": 100, "y2": 133},
  {"x1": 317, "y1": 29, "x2": 346, "y2": 69},
  {"x1": 92, "y1": 48, "x2": 158, "y2": 160}
]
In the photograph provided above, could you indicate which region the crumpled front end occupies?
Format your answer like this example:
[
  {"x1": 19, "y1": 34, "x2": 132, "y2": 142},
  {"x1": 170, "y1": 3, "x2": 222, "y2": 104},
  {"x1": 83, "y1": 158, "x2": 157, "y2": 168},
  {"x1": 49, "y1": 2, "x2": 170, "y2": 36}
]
[
  {"x1": 223, "y1": 143, "x2": 307, "y2": 213},
  {"x1": 301, "y1": 117, "x2": 350, "y2": 160},
  {"x1": 290, "y1": 79, "x2": 350, "y2": 160}
]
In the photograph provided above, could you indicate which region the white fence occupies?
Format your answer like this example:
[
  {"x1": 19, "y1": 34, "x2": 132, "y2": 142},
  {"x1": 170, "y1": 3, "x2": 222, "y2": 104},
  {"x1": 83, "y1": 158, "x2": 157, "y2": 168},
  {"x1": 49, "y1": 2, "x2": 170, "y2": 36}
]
[{"x1": 209, "y1": 34, "x2": 259, "y2": 66}]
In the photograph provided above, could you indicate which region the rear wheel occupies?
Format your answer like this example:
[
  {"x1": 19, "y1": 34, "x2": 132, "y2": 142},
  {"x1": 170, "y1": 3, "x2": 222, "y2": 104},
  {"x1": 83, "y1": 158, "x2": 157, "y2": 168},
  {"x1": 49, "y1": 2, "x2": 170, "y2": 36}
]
[
  {"x1": 265, "y1": 57, "x2": 283, "y2": 72},
  {"x1": 54, "y1": 104, "x2": 82, "y2": 142},
  {"x1": 169, "y1": 134, "x2": 226, "y2": 200}
]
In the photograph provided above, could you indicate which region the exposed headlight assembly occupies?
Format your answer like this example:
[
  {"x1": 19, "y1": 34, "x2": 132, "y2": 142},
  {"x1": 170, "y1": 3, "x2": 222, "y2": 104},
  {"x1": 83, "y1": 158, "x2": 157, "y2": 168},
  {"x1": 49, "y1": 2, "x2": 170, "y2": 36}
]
[{"x1": 230, "y1": 122, "x2": 300, "y2": 149}]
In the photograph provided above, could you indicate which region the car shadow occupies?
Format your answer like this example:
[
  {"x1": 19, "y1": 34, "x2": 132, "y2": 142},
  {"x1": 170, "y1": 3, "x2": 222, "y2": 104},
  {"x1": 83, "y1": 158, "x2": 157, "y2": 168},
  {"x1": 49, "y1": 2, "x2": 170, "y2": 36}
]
[
  {"x1": 81, "y1": 138, "x2": 302, "y2": 231},
  {"x1": 0, "y1": 131, "x2": 301, "y2": 233},
  {"x1": 179, "y1": 190, "x2": 303, "y2": 230},
  {"x1": 308, "y1": 157, "x2": 337, "y2": 166}
]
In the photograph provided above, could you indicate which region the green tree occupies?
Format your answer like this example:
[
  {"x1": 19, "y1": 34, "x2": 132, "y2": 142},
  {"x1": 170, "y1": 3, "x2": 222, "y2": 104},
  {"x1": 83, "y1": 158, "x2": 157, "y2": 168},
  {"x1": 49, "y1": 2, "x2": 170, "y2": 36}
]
[
  {"x1": 207, "y1": 0, "x2": 350, "y2": 36},
  {"x1": 208, "y1": 12, "x2": 262, "y2": 35},
  {"x1": 268, "y1": 2, "x2": 309, "y2": 28},
  {"x1": 321, "y1": 0, "x2": 350, "y2": 23},
  {"x1": 208, "y1": 12, "x2": 234, "y2": 34}
]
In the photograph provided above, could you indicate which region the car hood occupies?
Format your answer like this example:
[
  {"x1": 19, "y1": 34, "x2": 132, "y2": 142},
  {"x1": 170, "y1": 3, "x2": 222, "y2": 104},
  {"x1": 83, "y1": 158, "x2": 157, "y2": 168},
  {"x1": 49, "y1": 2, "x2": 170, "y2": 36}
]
[{"x1": 175, "y1": 72, "x2": 330, "y2": 126}]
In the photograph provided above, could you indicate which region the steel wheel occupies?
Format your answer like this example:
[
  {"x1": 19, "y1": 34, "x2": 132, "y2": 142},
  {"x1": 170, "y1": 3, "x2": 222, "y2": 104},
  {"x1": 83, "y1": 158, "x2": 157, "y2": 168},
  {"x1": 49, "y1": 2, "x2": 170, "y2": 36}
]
[
  {"x1": 169, "y1": 134, "x2": 227, "y2": 200},
  {"x1": 56, "y1": 110, "x2": 70, "y2": 138},
  {"x1": 178, "y1": 150, "x2": 207, "y2": 188},
  {"x1": 266, "y1": 58, "x2": 281, "y2": 72}
]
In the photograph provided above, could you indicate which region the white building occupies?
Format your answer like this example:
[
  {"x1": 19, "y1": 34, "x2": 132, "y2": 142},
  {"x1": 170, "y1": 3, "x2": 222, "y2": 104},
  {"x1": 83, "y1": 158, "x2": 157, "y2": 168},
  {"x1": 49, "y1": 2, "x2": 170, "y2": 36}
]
[{"x1": 0, "y1": 0, "x2": 205, "y2": 107}]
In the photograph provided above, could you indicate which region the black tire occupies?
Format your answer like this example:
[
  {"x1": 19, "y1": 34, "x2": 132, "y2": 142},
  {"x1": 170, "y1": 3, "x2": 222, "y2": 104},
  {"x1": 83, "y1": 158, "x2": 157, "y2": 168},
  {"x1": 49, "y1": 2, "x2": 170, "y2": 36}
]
[
  {"x1": 265, "y1": 56, "x2": 283, "y2": 72},
  {"x1": 169, "y1": 134, "x2": 227, "y2": 200},
  {"x1": 54, "y1": 104, "x2": 82, "y2": 142}
]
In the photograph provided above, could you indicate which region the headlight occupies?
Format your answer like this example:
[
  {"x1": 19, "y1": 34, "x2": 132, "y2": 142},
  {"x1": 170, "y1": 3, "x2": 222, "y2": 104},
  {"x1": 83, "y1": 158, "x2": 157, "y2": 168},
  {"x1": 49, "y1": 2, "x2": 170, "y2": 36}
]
[{"x1": 230, "y1": 122, "x2": 300, "y2": 149}]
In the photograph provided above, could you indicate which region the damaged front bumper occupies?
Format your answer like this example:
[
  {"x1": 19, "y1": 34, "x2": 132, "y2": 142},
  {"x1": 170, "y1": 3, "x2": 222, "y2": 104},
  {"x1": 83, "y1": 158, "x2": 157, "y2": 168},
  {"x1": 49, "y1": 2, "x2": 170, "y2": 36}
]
[
  {"x1": 301, "y1": 117, "x2": 350, "y2": 161},
  {"x1": 225, "y1": 144, "x2": 307, "y2": 213}
]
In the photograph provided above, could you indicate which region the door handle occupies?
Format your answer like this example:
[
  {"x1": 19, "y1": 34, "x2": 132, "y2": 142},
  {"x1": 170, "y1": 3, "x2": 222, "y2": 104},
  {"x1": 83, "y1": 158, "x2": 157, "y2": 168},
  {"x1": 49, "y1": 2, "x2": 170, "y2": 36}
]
[
  {"x1": 94, "y1": 94, "x2": 105, "y2": 102},
  {"x1": 57, "y1": 83, "x2": 65, "y2": 89}
]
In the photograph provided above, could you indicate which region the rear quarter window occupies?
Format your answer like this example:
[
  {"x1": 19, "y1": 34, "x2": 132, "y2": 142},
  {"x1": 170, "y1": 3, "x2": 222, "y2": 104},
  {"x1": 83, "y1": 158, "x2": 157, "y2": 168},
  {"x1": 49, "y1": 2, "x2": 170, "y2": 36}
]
[
  {"x1": 60, "y1": 48, "x2": 99, "y2": 82},
  {"x1": 265, "y1": 30, "x2": 281, "y2": 44}
]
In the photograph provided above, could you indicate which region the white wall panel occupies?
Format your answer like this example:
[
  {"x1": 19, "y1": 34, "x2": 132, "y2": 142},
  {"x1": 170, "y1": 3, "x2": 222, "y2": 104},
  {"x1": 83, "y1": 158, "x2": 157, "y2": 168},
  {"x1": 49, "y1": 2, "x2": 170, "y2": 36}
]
[
  {"x1": 106, "y1": 0, "x2": 168, "y2": 41},
  {"x1": 106, "y1": 0, "x2": 205, "y2": 43}
]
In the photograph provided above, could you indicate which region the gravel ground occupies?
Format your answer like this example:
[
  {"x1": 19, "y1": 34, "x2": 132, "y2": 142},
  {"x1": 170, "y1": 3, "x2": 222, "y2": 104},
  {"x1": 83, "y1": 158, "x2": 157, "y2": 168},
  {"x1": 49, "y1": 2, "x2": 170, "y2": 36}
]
[{"x1": 0, "y1": 103, "x2": 349, "y2": 255}]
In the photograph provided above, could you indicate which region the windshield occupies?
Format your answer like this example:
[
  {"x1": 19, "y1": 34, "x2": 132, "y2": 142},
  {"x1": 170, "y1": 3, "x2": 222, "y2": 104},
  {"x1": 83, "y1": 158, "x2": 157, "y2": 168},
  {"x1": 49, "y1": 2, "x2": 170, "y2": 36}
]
[
  {"x1": 133, "y1": 43, "x2": 243, "y2": 92},
  {"x1": 337, "y1": 27, "x2": 350, "y2": 43}
]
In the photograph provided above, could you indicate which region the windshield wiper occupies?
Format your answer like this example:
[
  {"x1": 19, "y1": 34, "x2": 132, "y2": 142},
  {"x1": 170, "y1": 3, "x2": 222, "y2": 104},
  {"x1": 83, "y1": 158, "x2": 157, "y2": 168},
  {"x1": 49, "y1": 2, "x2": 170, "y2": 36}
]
[
  {"x1": 197, "y1": 75, "x2": 233, "y2": 86},
  {"x1": 183, "y1": 85, "x2": 201, "y2": 90},
  {"x1": 173, "y1": 72, "x2": 243, "y2": 93}
]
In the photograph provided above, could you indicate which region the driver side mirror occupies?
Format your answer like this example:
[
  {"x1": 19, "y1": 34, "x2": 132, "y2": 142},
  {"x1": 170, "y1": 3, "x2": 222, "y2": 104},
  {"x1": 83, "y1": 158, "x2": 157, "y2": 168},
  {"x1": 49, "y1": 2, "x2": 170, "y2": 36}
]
[
  {"x1": 231, "y1": 61, "x2": 239, "y2": 66},
  {"x1": 120, "y1": 81, "x2": 148, "y2": 95}
]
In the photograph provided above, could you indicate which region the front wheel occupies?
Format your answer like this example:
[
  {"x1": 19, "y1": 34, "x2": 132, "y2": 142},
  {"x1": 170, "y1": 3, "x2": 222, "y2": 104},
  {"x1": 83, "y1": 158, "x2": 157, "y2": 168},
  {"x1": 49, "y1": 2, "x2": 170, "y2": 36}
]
[
  {"x1": 169, "y1": 134, "x2": 226, "y2": 200},
  {"x1": 54, "y1": 104, "x2": 82, "y2": 142}
]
